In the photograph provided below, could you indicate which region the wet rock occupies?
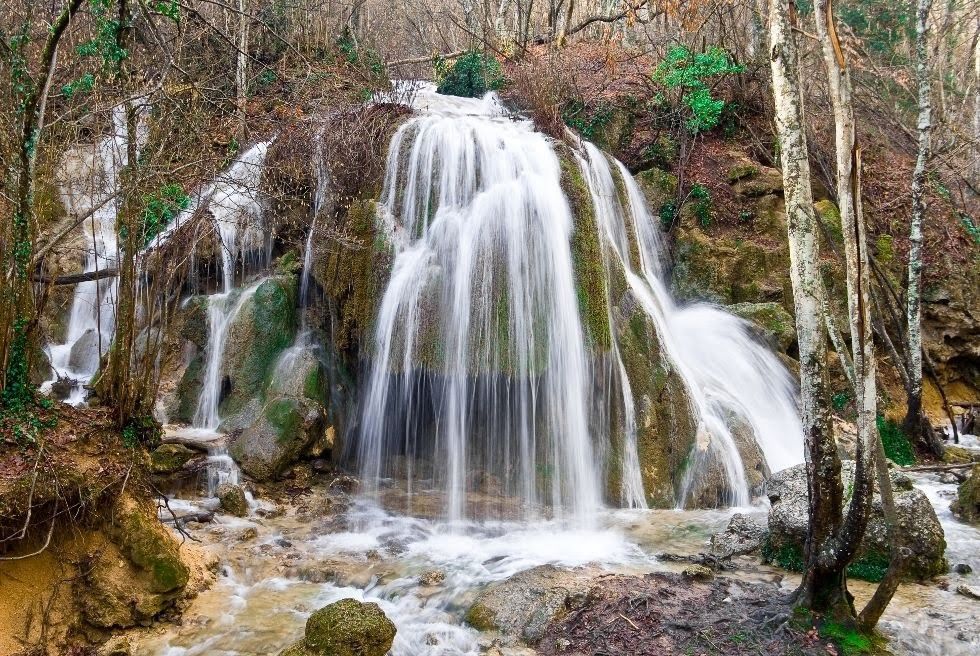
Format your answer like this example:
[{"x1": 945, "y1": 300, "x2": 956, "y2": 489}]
[
  {"x1": 99, "y1": 635, "x2": 133, "y2": 655},
  {"x1": 217, "y1": 483, "x2": 248, "y2": 517},
  {"x1": 239, "y1": 527, "x2": 258, "y2": 541},
  {"x1": 149, "y1": 443, "x2": 196, "y2": 474},
  {"x1": 329, "y1": 475, "x2": 360, "y2": 495},
  {"x1": 465, "y1": 565, "x2": 594, "y2": 644},
  {"x1": 681, "y1": 564, "x2": 714, "y2": 581},
  {"x1": 956, "y1": 585, "x2": 980, "y2": 601},
  {"x1": 418, "y1": 569, "x2": 446, "y2": 586},
  {"x1": 764, "y1": 462, "x2": 947, "y2": 581},
  {"x1": 229, "y1": 397, "x2": 325, "y2": 481},
  {"x1": 731, "y1": 165, "x2": 783, "y2": 198},
  {"x1": 953, "y1": 563, "x2": 973, "y2": 575},
  {"x1": 709, "y1": 512, "x2": 765, "y2": 557},
  {"x1": 68, "y1": 327, "x2": 103, "y2": 373},
  {"x1": 942, "y1": 445, "x2": 979, "y2": 465},
  {"x1": 278, "y1": 597, "x2": 396, "y2": 656},
  {"x1": 951, "y1": 464, "x2": 980, "y2": 524},
  {"x1": 726, "y1": 302, "x2": 796, "y2": 354}
]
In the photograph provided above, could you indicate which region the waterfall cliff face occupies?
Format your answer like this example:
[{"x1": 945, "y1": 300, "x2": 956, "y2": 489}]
[{"x1": 353, "y1": 85, "x2": 804, "y2": 519}]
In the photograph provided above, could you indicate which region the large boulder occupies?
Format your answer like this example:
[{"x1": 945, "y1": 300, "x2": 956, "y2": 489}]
[
  {"x1": 951, "y1": 464, "x2": 980, "y2": 524},
  {"x1": 763, "y1": 463, "x2": 947, "y2": 581},
  {"x1": 149, "y1": 443, "x2": 196, "y2": 474},
  {"x1": 464, "y1": 565, "x2": 594, "y2": 644},
  {"x1": 216, "y1": 482, "x2": 248, "y2": 517},
  {"x1": 278, "y1": 598, "x2": 396, "y2": 656},
  {"x1": 229, "y1": 397, "x2": 325, "y2": 481}
]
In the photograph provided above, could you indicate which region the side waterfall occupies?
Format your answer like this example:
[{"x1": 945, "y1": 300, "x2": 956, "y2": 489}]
[
  {"x1": 355, "y1": 85, "x2": 802, "y2": 520},
  {"x1": 43, "y1": 106, "x2": 131, "y2": 403}
]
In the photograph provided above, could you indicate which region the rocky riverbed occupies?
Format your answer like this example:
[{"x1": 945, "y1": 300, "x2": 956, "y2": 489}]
[{"x1": 120, "y1": 431, "x2": 980, "y2": 656}]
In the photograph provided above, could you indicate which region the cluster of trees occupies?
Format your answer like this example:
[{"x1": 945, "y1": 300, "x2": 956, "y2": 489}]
[{"x1": 1, "y1": 0, "x2": 978, "y2": 636}]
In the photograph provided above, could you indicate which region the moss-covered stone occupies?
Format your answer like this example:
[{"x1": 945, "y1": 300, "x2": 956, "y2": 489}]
[
  {"x1": 559, "y1": 149, "x2": 611, "y2": 351},
  {"x1": 814, "y1": 199, "x2": 843, "y2": 245},
  {"x1": 217, "y1": 482, "x2": 248, "y2": 517},
  {"x1": 951, "y1": 464, "x2": 980, "y2": 524},
  {"x1": 229, "y1": 397, "x2": 325, "y2": 480},
  {"x1": 302, "y1": 598, "x2": 396, "y2": 656},
  {"x1": 634, "y1": 167, "x2": 678, "y2": 211},
  {"x1": 149, "y1": 443, "x2": 196, "y2": 474},
  {"x1": 108, "y1": 497, "x2": 189, "y2": 594},
  {"x1": 727, "y1": 302, "x2": 797, "y2": 354},
  {"x1": 220, "y1": 275, "x2": 299, "y2": 420}
]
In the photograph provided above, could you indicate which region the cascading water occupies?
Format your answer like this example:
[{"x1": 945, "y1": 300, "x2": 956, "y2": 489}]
[
  {"x1": 189, "y1": 143, "x2": 270, "y2": 431},
  {"x1": 43, "y1": 106, "x2": 132, "y2": 404},
  {"x1": 355, "y1": 84, "x2": 802, "y2": 519},
  {"x1": 358, "y1": 87, "x2": 602, "y2": 523},
  {"x1": 575, "y1": 143, "x2": 803, "y2": 506}
]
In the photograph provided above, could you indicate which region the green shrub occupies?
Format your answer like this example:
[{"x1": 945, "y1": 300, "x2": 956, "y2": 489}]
[
  {"x1": 689, "y1": 183, "x2": 712, "y2": 227},
  {"x1": 652, "y1": 46, "x2": 743, "y2": 133},
  {"x1": 876, "y1": 415, "x2": 915, "y2": 466},
  {"x1": 435, "y1": 51, "x2": 504, "y2": 98},
  {"x1": 562, "y1": 100, "x2": 614, "y2": 141},
  {"x1": 659, "y1": 202, "x2": 678, "y2": 231}
]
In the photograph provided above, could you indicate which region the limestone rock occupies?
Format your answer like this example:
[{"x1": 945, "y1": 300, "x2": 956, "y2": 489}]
[
  {"x1": 681, "y1": 564, "x2": 714, "y2": 581},
  {"x1": 216, "y1": 483, "x2": 248, "y2": 517},
  {"x1": 278, "y1": 598, "x2": 396, "y2": 656},
  {"x1": 763, "y1": 463, "x2": 947, "y2": 581},
  {"x1": 149, "y1": 443, "x2": 196, "y2": 474},
  {"x1": 464, "y1": 565, "x2": 594, "y2": 644},
  {"x1": 228, "y1": 397, "x2": 325, "y2": 481},
  {"x1": 951, "y1": 464, "x2": 980, "y2": 524},
  {"x1": 709, "y1": 512, "x2": 765, "y2": 557},
  {"x1": 418, "y1": 569, "x2": 446, "y2": 586}
]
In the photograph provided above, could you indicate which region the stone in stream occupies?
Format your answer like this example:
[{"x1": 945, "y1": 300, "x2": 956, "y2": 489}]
[
  {"x1": 763, "y1": 463, "x2": 947, "y2": 581},
  {"x1": 149, "y1": 443, "x2": 197, "y2": 474},
  {"x1": 464, "y1": 565, "x2": 595, "y2": 644},
  {"x1": 709, "y1": 512, "x2": 766, "y2": 558},
  {"x1": 228, "y1": 397, "x2": 325, "y2": 481},
  {"x1": 217, "y1": 483, "x2": 248, "y2": 517},
  {"x1": 951, "y1": 464, "x2": 980, "y2": 524},
  {"x1": 277, "y1": 598, "x2": 396, "y2": 656}
]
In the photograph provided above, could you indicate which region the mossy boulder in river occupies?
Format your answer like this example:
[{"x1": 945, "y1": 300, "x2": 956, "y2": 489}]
[
  {"x1": 229, "y1": 396, "x2": 326, "y2": 480},
  {"x1": 951, "y1": 464, "x2": 980, "y2": 524},
  {"x1": 278, "y1": 598, "x2": 396, "y2": 656},
  {"x1": 149, "y1": 443, "x2": 196, "y2": 474},
  {"x1": 763, "y1": 463, "x2": 947, "y2": 581}
]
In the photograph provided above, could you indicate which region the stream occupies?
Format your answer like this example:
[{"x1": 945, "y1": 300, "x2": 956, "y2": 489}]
[{"x1": 135, "y1": 436, "x2": 979, "y2": 656}]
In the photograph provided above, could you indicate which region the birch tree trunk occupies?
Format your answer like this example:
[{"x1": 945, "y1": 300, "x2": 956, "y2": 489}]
[
  {"x1": 812, "y1": 0, "x2": 874, "y2": 570},
  {"x1": 815, "y1": 0, "x2": 907, "y2": 628},
  {"x1": 903, "y1": 0, "x2": 935, "y2": 451},
  {"x1": 768, "y1": 0, "x2": 848, "y2": 615}
]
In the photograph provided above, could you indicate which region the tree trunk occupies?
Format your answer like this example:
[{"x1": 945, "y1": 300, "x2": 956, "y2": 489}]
[
  {"x1": 236, "y1": 0, "x2": 249, "y2": 131},
  {"x1": 903, "y1": 0, "x2": 937, "y2": 456},
  {"x1": 768, "y1": 0, "x2": 848, "y2": 616}
]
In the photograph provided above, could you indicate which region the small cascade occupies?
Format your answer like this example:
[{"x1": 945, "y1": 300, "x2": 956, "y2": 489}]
[
  {"x1": 43, "y1": 106, "x2": 132, "y2": 403},
  {"x1": 575, "y1": 143, "x2": 803, "y2": 506}
]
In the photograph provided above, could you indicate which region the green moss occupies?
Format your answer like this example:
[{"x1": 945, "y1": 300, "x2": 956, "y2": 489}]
[
  {"x1": 113, "y1": 502, "x2": 189, "y2": 593},
  {"x1": 435, "y1": 51, "x2": 504, "y2": 98},
  {"x1": 846, "y1": 550, "x2": 889, "y2": 583},
  {"x1": 726, "y1": 163, "x2": 759, "y2": 182},
  {"x1": 820, "y1": 621, "x2": 874, "y2": 655},
  {"x1": 265, "y1": 398, "x2": 302, "y2": 446},
  {"x1": 761, "y1": 534, "x2": 805, "y2": 572},
  {"x1": 814, "y1": 199, "x2": 843, "y2": 244},
  {"x1": 149, "y1": 444, "x2": 195, "y2": 474},
  {"x1": 559, "y1": 151, "x2": 611, "y2": 351},
  {"x1": 303, "y1": 598, "x2": 396, "y2": 656},
  {"x1": 876, "y1": 415, "x2": 915, "y2": 466},
  {"x1": 303, "y1": 366, "x2": 325, "y2": 402},
  {"x1": 175, "y1": 354, "x2": 204, "y2": 423},
  {"x1": 464, "y1": 602, "x2": 498, "y2": 631}
]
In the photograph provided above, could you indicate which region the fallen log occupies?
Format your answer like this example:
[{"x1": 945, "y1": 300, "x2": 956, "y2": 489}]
[{"x1": 33, "y1": 268, "x2": 118, "y2": 285}]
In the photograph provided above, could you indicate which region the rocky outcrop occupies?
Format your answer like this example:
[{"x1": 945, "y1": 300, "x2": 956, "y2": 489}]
[
  {"x1": 727, "y1": 302, "x2": 796, "y2": 354},
  {"x1": 278, "y1": 598, "x2": 396, "y2": 656},
  {"x1": 709, "y1": 512, "x2": 766, "y2": 557},
  {"x1": 763, "y1": 463, "x2": 947, "y2": 581},
  {"x1": 951, "y1": 464, "x2": 980, "y2": 524},
  {"x1": 149, "y1": 443, "x2": 196, "y2": 474},
  {"x1": 465, "y1": 565, "x2": 595, "y2": 644}
]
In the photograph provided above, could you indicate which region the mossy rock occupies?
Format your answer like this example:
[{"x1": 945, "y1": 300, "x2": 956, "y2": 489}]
[
  {"x1": 107, "y1": 497, "x2": 189, "y2": 594},
  {"x1": 220, "y1": 275, "x2": 299, "y2": 420},
  {"x1": 814, "y1": 199, "x2": 843, "y2": 245},
  {"x1": 943, "y1": 445, "x2": 978, "y2": 464},
  {"x1": 217, "y1": 482, "x2": 248, "y2": 517},
  {"x1": 301, "y1": 598, "x2": 396, "y2": 656},
  {"x1": 229, "y1": 396, "x2": 325, "y2": 481},
  {"x1": 633, "y1": 168, "x2": 678, "y2": 215},
  {"x1": 732, "y1": 165, "x2": 783, "y2": 197},
  {"x1": 951, "y1": 464, "x2": 980, "y2": 524},
  {"x1": 149, "y1": 443, "x2": 196, "y2": 474},
  {"x1": 559, "y1": 148, "x2": 611, "y2": 351},
  {"x1": 727, "y1": 302, "x2": 796, "y2": 354},
  {"x1": 173, "y1": 353, "x2": 204, "y2": 424}
]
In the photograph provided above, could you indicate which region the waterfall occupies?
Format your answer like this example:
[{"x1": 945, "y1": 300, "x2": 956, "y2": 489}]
[
  {"x1": 188, "y1": 143, "x2": 271, "y2": 430},
  {"x1": 576, "y1": 143, "x2": 803, "y2": 506},
  {"x1": 43, "y1": 106, "x2": 132, "y2": 403},
  {"x1": 353, "y1": 84, "x2": 802, "y2": 519},
  {"x1": 357, "y1": 87, "x2": 602, "y2": 523}
]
